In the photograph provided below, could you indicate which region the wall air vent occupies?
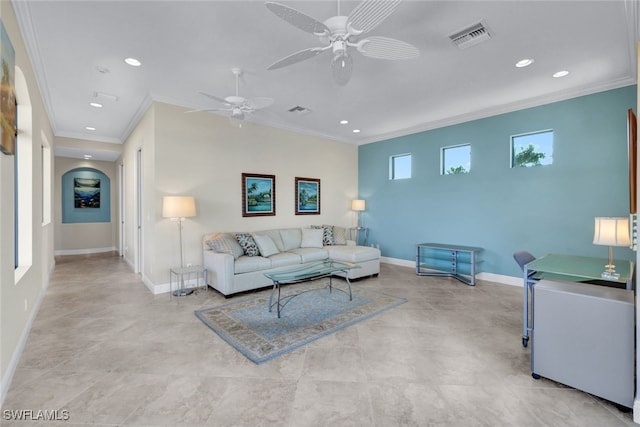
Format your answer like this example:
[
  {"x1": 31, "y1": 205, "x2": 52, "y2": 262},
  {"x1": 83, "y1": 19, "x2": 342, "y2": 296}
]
[
  {"x1": 449, "y1": 21, "x2": 492, "y2": 49},
  {"x1": 288, "y1": 105, "x2": 311, "y2": 115}
]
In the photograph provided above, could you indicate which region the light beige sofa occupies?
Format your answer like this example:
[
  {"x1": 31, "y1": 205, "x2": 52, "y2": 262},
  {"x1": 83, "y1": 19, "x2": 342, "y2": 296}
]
[{"x1": 202, "y1": 226, "x2": 380, "y2": 296}]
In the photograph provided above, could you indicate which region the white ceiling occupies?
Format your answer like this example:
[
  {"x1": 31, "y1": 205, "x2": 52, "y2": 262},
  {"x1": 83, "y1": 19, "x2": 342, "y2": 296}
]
[{"x1": 12, "y1": 0, "x2": 640, "y2": 162}]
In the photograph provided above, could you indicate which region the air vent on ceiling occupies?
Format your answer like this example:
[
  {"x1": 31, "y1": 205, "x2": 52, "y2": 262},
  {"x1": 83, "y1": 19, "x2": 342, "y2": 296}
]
[
  {"x1": 449, "y1": 21, "x2": 492, "y2": 49},
  {"x1": 288, "y1": 105, "x2": 311, "y2": 115},
  {"x1": 93, "y1": 91, "x2": 119, "y2": 103}
]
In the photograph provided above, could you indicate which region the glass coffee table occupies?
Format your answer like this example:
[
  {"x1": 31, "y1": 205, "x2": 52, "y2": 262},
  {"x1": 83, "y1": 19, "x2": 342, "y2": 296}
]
[{"x1": 264, "y1": 259, "x2": 360, "y2": 318}]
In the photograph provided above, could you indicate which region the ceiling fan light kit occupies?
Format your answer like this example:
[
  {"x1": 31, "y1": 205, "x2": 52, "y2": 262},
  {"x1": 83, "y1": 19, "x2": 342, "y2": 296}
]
[{"x1": 265, "y1": 0, "x2": 419, "y2": 85}]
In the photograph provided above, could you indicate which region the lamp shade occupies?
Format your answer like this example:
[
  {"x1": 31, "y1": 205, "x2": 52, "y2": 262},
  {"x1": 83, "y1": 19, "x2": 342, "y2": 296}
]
[
  {"x1": 351, "y1": 199, "x2": 366, "y2": 211},
  {"x1": 162, "y1": 196, "x2": 196, "y2": 219},
  {"x1": 593, "y1": 217, "x2": 631, "y2": 247}
]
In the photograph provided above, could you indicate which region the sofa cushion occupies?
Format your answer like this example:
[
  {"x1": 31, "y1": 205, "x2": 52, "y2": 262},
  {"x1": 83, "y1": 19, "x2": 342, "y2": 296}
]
[
  {"x1": 301, "y1": 228, "x2": 324, "y2": 248},
  {"x1": 328, "y1": 245, "x2": 381, "y2": 263},
  {"x1": 235, "y1": 233, "x2": 259, "y2": 257},
  {"x1": 333, "y1": 226, "x2": 347, "y2": 245},
  {"x1": 269, "y1": 252, "x2": 302, "y2": 268},
  {"x1": 279, "y1": 228, "x2": 302, "y2": 251},
  {"x1": 234, "y1": 255, "x2": 271, "y2": 274},
  {"x1": 288, "y1": 247, "x2": 329, "y2": 263},
  {"x1": 206, "y1": 233, "x2": 244, "y2": 259},
  {"x1": 255, "y1": 229, "x2": 285, "y2": 252},
  {"x1": 252, "y1": 233, "x2": 280, "y2": 257}
]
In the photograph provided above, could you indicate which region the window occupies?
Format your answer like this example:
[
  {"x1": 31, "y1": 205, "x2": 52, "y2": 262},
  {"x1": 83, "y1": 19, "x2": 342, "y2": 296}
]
[
  {"x1": 511, "y1": 130, "x2": 553, "y2": 168},
  {"x1": 390, "y1": 153, "x2": 411, "y2": 180},
  {"x1": 442, "y1": 144, "x2": 471, "y2": 175},
  {"x1": 15, "y1": 66, "x2": 33, "y2": 282}
]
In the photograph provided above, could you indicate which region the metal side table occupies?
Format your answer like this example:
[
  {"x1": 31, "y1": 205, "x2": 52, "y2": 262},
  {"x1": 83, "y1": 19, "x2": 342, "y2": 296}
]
[{"x1": 170, "y1": 265, "x2": 207, "y2": 297}]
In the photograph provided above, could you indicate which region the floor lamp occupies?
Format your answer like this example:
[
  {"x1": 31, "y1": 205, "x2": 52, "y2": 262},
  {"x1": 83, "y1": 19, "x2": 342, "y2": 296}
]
[
  {"x1": 163, "y1": 196, "x2": 197, "y2": 296},
  {"x1": 351, "y1": 199, "x2": 366, "y2": 228},
  {"x1": 593, "y1": 216, "x2": 631, "y2": 279}
]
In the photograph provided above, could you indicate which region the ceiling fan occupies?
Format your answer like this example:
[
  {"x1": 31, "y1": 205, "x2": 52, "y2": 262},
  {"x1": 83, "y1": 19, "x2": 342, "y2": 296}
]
[
  {"x1": 188, "y1": 68, "x2": 274, "y2": 126},
  {"x1": 265, "y1": 0, "x2": 419, "y2": 85}
]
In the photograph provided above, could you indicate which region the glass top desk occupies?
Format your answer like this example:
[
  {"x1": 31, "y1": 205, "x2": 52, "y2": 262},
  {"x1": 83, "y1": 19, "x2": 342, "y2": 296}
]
[{"x1": 521, "y1": 253, "x2": 634, "y2": 347}]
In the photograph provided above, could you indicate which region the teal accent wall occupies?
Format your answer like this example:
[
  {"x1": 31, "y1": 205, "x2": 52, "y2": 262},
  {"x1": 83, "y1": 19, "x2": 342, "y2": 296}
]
[
  {"x1": 358, "y1": 86, "x2": 637, "y2": 277},
  {"x1": 62, "y1": 167, "x2": 111, "y2": 223}
]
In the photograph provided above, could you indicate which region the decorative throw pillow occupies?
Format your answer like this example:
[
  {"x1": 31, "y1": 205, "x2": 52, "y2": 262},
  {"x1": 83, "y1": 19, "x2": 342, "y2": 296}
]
[
  {"x1": 312, "y1": 225, "x2": 334, "y2": 245},
  {"x1": 332, "y1": 226, "x2": 347, "y2": 245},
  {"x1": 321, "y1": 224, "x2": 335, "y2": 245},
  {"x1": 252, "y1": 234, "x2": 280, "y2": 257},
  {"x1": 235, "y1": 232, "x2": 259, "y2": 257},
  {"x1": 301, "y1": 228, "x2": 324, "y2": 248},
  {"x1": 206, "y1": 234, "x2": 244, "y2": 259}
]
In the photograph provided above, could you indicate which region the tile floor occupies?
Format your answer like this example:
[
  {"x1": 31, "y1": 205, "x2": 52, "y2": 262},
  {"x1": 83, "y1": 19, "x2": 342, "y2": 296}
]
[{"x1": 1, "y1": 253, "x2": 636, "y2": 426}]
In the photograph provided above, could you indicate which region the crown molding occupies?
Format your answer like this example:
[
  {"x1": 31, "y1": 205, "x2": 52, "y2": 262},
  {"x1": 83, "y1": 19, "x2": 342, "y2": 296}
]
[
  {"x1": 11, "y1": 0, "x2": 57, "y2": 134},
  {"x1": 358, "y1": 77, "x2": 637, "y2": 146}
]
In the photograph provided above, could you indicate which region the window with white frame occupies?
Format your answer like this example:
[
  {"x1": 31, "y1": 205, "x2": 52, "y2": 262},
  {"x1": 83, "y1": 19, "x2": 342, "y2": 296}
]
[
  {"x1": 442, "y1": 144, "x2": 471, "y2": 175},
  {"x1": 511, "y1": 130, "x2": 553, "y2": 168},
  {"x1": 389, "y1": 153, "x2": 411, "y2": 180},
  {"x1": 15, "y1": 66, "x2": 33, "y2": 281}
]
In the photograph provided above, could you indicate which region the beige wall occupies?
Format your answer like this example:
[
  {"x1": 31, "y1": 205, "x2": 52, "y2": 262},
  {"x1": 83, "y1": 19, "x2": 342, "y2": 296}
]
[
  {"x1": 0, "y1": 2, "x2": 55, "y2": 402},
  {"x1": 53, "y1": 156, "x2": 118, "y2": 254},
  {"x1": 121, "y1": 101, "x2": 359, "y2": 290}
]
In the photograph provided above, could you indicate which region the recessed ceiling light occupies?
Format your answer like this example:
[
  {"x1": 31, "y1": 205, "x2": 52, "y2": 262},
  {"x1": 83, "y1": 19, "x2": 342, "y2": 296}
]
[
  {"x1": 89, "y1": 102, "x2": 103, "y2": 108},
  {"x1": 340, "y1": 120, "x2": 349, "y2": 125},
  {"x1": 515, "y1": 58, "x2": 534, "y2": 68},
  {"x1": 352, "y1": 129, "x2": 361, "y2": 133},
  {"x1": 553, "y1": 70, "x2": 570, "y2": 78},
  {"x1": 124, "y1": 57, "x2": 141, "y2": 67},
  {"x1": 83, "y1": 154, "x2": 93, "y2": 159},
  {"x1": 85, "y1": 126, "x2": 96, "y2": 131}
]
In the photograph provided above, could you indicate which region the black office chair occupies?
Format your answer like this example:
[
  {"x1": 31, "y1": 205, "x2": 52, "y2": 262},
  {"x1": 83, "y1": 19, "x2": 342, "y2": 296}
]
[{"x1": 513, "y1": 251, "x2": 538, "y2": 285}]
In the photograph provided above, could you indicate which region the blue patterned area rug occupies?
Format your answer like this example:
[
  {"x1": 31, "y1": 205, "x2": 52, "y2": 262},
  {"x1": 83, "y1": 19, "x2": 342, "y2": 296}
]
[{"x1": 195, "y1": 281, "x2": 406, "y2": 364}]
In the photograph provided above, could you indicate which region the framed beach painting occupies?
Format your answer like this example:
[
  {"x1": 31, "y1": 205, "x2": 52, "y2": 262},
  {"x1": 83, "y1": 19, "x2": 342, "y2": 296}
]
[
  {"x1": 295, "y1": 177, "x2": 320, "y2": 215},
  {"x1": 0, "y1": 20, "x2": 16, "y2": 156},
  {"x1": 628, "y1": 108, "x2": 637, "y2": 214},
  {"x1": 242, "y1": 173, "x2": 276, "y2": 217}
]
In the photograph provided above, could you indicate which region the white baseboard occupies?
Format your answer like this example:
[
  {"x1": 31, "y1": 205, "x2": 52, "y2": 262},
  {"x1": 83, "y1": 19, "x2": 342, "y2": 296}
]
[
  {"x1": 54, "y1": 246, "x2": 116, "y2": 256},
  {"x1": 151, "y1": 277, "x2": 204, "y2": 295},
  {"x1": 381, "y1": 256, "x2": 523, "y2": 287},
  {"x1": 0, "y1": 274, "x2": 49, "y2": 407}
]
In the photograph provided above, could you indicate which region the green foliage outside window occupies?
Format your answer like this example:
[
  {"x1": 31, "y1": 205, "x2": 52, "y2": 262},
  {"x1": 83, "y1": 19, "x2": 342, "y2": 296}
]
[
  {"x1": 445, "y1": 165, "x2": 467, "y2": 174},
  {"x1": 511, "y1": 130, "x2": 553, "y2": 168},
  {"x1": 513, "y1": 144, "x2": 546, "y2": 167}
]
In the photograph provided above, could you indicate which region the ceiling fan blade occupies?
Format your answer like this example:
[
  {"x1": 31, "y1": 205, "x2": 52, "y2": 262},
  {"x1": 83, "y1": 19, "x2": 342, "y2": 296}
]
[
  {"x1": 199, "y1": 92, "x2": 230, "y2": 105},
  {"x1": 265, "y1": 2, "x2": 330, "y2": 35},
  {"x1": 357, "y1": 36, "x2": 419, "y2": 60},
  {"x1": 348, "y1": 0, "x2": 402, "y2": 34},
  {"x1": 267, "y1": 47, "x2": 327, "y2": 70},
  {"x1": 185, "y1": 107, "x2": 232, "y2": 114},
  {"x1": 246, "y1": 97, "x2": 275, "y2": 110}
]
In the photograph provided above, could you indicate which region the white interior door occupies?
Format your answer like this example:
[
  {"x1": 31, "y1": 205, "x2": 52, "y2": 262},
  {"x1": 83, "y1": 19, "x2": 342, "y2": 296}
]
[
  {"x1": 135, "y1": 148, "x2": 143, "y2": 274},
  {"x1": 118, "y1": 161, "x2": 125, "y2": 257}
]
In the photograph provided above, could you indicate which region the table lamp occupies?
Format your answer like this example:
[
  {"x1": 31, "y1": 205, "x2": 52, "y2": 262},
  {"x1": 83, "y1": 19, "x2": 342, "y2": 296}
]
[
  {"x1": 351, "y1": 199, "x2": 365, "y2": 228},
  {"x1": 592, "y1": 217, "x2": 631, "y2": 279},
  {"x1": 163, "y1": 196, "x2": 196, "y2": 296}
]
